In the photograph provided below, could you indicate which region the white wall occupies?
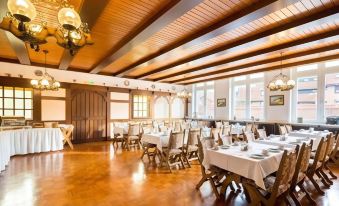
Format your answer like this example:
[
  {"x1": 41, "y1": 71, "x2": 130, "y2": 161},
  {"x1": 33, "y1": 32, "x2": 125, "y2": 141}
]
[{"x1": 214, "y1": 79, "x2": 230, "y2": 120}]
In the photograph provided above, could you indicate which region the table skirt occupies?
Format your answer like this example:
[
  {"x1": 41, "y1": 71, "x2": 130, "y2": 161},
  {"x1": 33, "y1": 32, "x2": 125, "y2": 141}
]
[{"x1": 0, "y1": 128, "x2": 64, "y2": 173}]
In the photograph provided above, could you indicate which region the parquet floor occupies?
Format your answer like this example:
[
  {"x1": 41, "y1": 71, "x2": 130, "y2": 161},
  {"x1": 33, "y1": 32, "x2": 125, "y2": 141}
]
[{"x1": 0, "y1": 142, "x2": 338, "y2": 206}]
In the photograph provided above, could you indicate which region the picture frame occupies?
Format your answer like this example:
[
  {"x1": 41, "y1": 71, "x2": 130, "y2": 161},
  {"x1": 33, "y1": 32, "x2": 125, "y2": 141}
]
[
  {"x1": 269, "y1": 95, "x2": 284, "y2": 106},
  {"x1": 217, "y1": 98, "x2": 226, "y2": 107}
]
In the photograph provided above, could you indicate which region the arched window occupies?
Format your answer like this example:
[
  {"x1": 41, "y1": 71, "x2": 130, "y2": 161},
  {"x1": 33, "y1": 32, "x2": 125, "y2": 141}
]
[
  {"x1": 154, "y1": 96, "x2": 169, "y2": 118},
  {"x1": 171, "y1": 97, "x2": 184, "y2": 118}
]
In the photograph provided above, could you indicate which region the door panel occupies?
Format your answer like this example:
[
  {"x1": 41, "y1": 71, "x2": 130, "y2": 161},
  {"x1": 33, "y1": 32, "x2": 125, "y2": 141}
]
[{"x1": 71, "y1": 89, "x2": 107, "y2": 143}]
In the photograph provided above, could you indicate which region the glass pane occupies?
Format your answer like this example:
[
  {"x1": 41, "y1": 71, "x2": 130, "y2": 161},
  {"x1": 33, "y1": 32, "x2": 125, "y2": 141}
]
[
  {"x1": 15, "y1": 88, "x2": 24, "y2": 98},
  {"x1": 133, "y1": 111, "x2": 138, "y2": 118},
  {"x1": 4, "y1": 98, "x2": 14, "y2": 108},
  {"x1": 234, "y1": 85, "x2": 246, "y2": 119},
  {"x1": 325, "y1": 60, "x2": 339, "y2": 68},
  {"x1": 134, "y1": 103, "x2": 139, "y2": 110},
  {"x1": 206, "y1": 89, "x2": 214, "y2": 118},
  {"x1": 325, "y1": 73, "x2": 339, "y2": 119},
  {"x1": 25, "y1": 110, "x2": 32, "y2": 119},
  {"x1": 196, "y1": 83, "x2": 204, "y2": 87},
  {"x1": 0, "y1": 98, "x2": 2, "y2": 108},
  {"x1": 0, "y1": 109, "x2": 2, "y2": 116},
  {"x1": 25, "y1": 99, "x2": 32, "y2": 109},
  {"x1": 297, "y1": 64, "x2": 317, "y2": 72},
  {"x1": 15, "y1": 110, "x2": 24, "y2": 117},
  {"x1": 133, "y1": 95, "x2": 138, "y2": 102},
  {"x1": 143, "y1": 111, "x2": 147, "y2": 117},
  {"x1": 297, "y1": 76, "x2": 317, "y2": 121},
  {"x1": 234, "y1": 76, "x2": 246, "y2": 81},
  {"x1": 0, "y1": 87, "x2": 2, "y2": 97},
  {"x1": 142, "y1": 96, "x2": 147, "y2": 102},
  {"x1": 143, "y1": 103, "x2": 147, "y2": 110},
  {"x1": 206, "y1": 81, "x2": 214, "y2": 86},
  {"x1": 4, "y1": 87, "x2": 13, "y2": 97},
  {"x1": 196, "y1": 90, "x2": 205, "y2": 118},
  {"x1": 4, "y1": 109, "x2": 13, "y2": 116},
  {"x1": 15, "y1": 99, "x2": 24, "y2": 109},
  {"x1": 138, "y1": 111, "x2": 143, "y2": 117},
  {"x1": 250, "y1": 83, "x2": 264, "y2": 120},
  {"x1": 25, "y1": 89, "x2": 33, "y2": 98}
]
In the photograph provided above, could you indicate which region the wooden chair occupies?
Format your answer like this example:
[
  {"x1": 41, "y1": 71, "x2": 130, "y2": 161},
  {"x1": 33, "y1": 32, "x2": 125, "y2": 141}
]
[
  {"x1": 289, "y1": 141, "x2": 316, "y2": 206},
  {"x1": 243, "y1": 131, "x2": 256, "y2": 142},
  {"x1": 125, "y1": 124, "x2": 141, "y2": 150},
  {"x1": 112, "y1": 123, "x2": 125, "y2": 148},
  {"x1": 330, "y1": 132, "x2": 339, "y2": 164},
  {"x1": 285, "y1": 124, "x2": 293, "y2": 133},
  {"x1": 32, "y1": 122, "x2": 44, "y2": 128},
  {"x1": 196, "y1": 136, "x2": 227, "y2": 199},
  {"x1": 243, "y1": 147, "x2": 299, "y2": 205},
  {"x1": 183, "y1": 128, "x2": 200, "y2": 164},
  {"x1": 159, "y1": 125, "x2": 168, "y2": 132},
  {"x1": 180, "y1": 122, "x2": 190, "y2": 132},
  {"x1": 319, "y1": 134, "x2": 337, "y2": 184},
  {"x1": 173, "y1": 121, "x2": 181, "y2": 132},
  {"x1": 278, "y1": 125, "x2": 287, "y2": 135},
  {"x1": 255, "y1": 128, "x2": 267, "y2": 139},
  {"x1": 215, "y1": 121, "x2": 222, "y2": 129},
  {"x1": 140, "y1": 126, "x2": 157, "y2": 162},
  {"x1": 161, "y1": 131, "x2": 185, "y2": 172},
  {"x1": 60, "y1": 125, "x2": 74, "y2": 150},
  {"x1": 218, "y1": 125, "x2": 232, "y2": 145},
  {"x1": 306, "y1": 137, "x2": 329, "y2": 195},
  {"x1": 244, "y1": 123, "x2": 253, "y2": 132}
]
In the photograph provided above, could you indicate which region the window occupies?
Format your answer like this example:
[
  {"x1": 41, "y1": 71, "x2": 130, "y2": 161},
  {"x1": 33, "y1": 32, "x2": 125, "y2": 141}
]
[
  {"x1": 133, "y1": 95, "x2": 149, "y2": 118},
  {"x1": 250, "y1": 83, "x2": 264, "y2": 119},
  {"x1": 192, "y1": 82, "x2": 214, "y2": 118},
  {"x1": 297, "y1": 64, "x2": 317, "y2": 72},
  {"x1": 296, "y1": 76, "x2": 317, "y2": 121},
  {"x1": 171, "y1": 97, "x2": 184, "y2": 118},
  {"x1": 110, "y1": 92, "x2": 129, "y2": 119},
  {"x1": 233, "y1": 85, "x2": 246, "y2": 119},
  {"x1": 0, "y1": 86, "x2": 33, "y2": 119},
  {"x1": 325, "y1": 73, "x2": 339, "y2": 118},
  {"x1": 231, "y1": 72, "x2": 265, "y2": 120},
  {"x1": 325, "y1": 60, "x2": 339, "y2": 68},
  {"x1": 154, "y1": 96, "x2": 169, "y2": 119}
]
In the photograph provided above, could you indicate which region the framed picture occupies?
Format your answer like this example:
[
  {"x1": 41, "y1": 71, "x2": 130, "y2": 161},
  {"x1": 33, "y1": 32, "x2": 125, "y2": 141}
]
[
  {"x1": 270, "y1": 95, "x2": 284, "y2": 106},
  {"x1": 217, "y1": 98, "x2": 226, "y2": 107}
]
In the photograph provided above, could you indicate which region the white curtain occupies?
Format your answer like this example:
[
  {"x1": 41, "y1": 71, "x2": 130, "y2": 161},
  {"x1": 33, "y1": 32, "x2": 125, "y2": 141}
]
[
  {"x1": 154, "y1": 96, "x2": 169, "y2": 118},
  {"x1": 171, "y1": 97, "x2": 184, "y2": 118}
]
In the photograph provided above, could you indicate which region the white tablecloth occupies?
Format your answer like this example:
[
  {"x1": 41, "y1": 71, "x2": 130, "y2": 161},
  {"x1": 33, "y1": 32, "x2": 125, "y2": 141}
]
[
  {"x1": 288, "y1": 130, "x2": 331, "y2": 139},
  {"x1": 141, "y1": 133, "x2": 169, "y2": 151},
  {"x1": 205, "y1": 142, "x2": 288, "y2": 190},
  {"x1": 256, "y1": 135, "x2": 318, "y2": 150},
  {"x1": 0, "y1": 128, "x2": 64, "y2": 173}
]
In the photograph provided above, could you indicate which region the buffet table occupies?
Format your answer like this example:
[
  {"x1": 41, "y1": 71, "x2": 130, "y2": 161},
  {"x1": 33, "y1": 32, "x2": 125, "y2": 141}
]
[{"x1": 0, "y1": 128, "x2": 64, "y2": 173}]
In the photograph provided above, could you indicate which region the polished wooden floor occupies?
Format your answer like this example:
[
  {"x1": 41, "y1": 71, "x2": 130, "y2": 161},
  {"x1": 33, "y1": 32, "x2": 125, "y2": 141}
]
[{"x1": 0, "y1": 142, "x2": 338, "y2": 206}]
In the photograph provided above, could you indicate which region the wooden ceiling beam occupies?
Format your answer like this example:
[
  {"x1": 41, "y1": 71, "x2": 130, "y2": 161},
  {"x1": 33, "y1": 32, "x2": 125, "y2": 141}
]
[
  {"x1": 171, "y1": 42, "x2": 339, "y2": 84},
  {"x1": 114, "y1": 0, "x2": 279, "y2": 77},
  {"x1": 182, "y1": 54, "x2": 339, "y2": 85},
  {"x1": 89, "y1": 0, "x2": 201, "y2": 74},
  {"x1": 58, "y1": 0, "x2": 110, "y2": 70},
  {"x1": 0, "y1": 2, "x2": 30, "y2": 65},
  {"x1": 136, "y1": 6, "x2": 339, "y2": 80},
  {"x1": 164, "y1": 29, "x2": 339, "y2": 83}
]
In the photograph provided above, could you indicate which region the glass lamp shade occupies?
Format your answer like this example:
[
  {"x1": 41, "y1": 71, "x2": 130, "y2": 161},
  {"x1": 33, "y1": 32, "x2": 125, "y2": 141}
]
[
  {"x1": 58, "y1": 7, "x2": 81, "y2": 30},
  {"x1": 287, "y1": 79, "x2": 295, "y2": 86},
  {"x1": 28, "y1": 23, "x2": 42, "y2": 34},
  {"x1": 41, "y1": 78, "x2": 49, "y2": 86},
  {"x1": 275, "y1": 79, "x2": 284, "y2": 86},
  {"x1": 268, "y1": 82, "x2": 275, "y2": 88},
  {"x1": 53, "y1": 81, "x2": 60, "y2": 88},
  {"x1": 30, "y1": 79, "x2": 38, "y2": 85},
  {"x1": 7, "y1": 0, "x2": 36, "y2": 22}
]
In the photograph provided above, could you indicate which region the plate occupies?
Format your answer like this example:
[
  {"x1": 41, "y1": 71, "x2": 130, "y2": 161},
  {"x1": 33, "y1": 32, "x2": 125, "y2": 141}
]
[
  {"x1": 288, "y1": 141, "x2": 300, "y2": 145},
  {"x1": 250, "y1": 154, "x2": 265, "y2": 159},
  {"x1": 268, "y1": 148, "x2": 281, "y2": 153},
  {"x1": 220, "y1": 145, "x2": 230, "y2": 149}
]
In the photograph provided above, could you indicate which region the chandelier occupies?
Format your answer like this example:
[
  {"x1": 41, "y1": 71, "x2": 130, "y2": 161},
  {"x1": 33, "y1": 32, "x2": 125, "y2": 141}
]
[
  {"x1": 177, "y1": 88, "x2": 192, "y2": 98},
  {"x1": 31, "y1": 50, "x2": 60, "y2": 91},
  {"x1": 0, "y1": 0, "x2": 93, "y2": 55},
  {"x1": 267, "y1": 52, "x2": 295, "y2": 91}
]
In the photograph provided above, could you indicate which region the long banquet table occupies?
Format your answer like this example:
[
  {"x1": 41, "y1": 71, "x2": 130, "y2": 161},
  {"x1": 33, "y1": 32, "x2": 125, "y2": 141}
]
[
  {"x1": 0, "y1": 128, "x2": 64, "y2": 173},
  {"x1": 205, "y1": 142, "x2": 291, "y2": 190},
  {"x1": 141, "y1": 133, "x2": 169, "y2": 151}
]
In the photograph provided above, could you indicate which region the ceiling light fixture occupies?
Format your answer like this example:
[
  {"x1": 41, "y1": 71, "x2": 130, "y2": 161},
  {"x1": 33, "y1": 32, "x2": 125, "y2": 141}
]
[
  {"x1": 267, "y1": 52, "x2": 295, "y2": 91},
  {"x1": 31, "y1": 50, "x2": 60, "y2": 91},
  {"x1": 177, "y1": 88, "x2": 192, "y2": 98},
  {"x1": 1, "y1": 0, "x2": 93, "y2": 55}
]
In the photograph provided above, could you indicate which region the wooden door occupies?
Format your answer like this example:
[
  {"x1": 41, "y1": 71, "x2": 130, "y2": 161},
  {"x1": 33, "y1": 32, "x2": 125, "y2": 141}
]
[{"x1": 71, "y1": 90, "x2": 108, "y2": 143}]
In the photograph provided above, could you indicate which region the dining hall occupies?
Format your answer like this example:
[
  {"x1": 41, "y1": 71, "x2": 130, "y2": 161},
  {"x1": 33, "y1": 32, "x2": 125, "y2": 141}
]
[{"x1": 0, "y1": 0, "x2": 338, "y2": 205}]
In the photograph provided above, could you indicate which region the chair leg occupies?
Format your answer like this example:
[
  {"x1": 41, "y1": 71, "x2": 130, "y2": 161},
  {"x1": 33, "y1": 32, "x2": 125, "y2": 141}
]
[
  {"x1": 179, "y1": 155, "x2": 185, "y2": 169},
  {"x1": 316, "y1": 170, "x2": 330, "y2": 188},
  {"x1": 196, "y1": 176, "x2": 207, "y2": 189},
  {"x1": 325, "y1": 164, "x2": 337, "y2": 179},
  {"x1": 289, "y1": 190, "x2": 302, "y2": 206},
  {"x1": 209, "y1": 178, "x2": 220, "y2": 199},
  {"x1": 307, "y1": 174, "x2": 325, "y2": 195},
  {"x1": 183, "y1": 154, "x2": 191, "y2": 168},
  {"x1": 319, "y1": 169, "x2": 333, "y2": 185},
  {"x1": 299, "y1": 183, "x2": 316, "y2": 205}
]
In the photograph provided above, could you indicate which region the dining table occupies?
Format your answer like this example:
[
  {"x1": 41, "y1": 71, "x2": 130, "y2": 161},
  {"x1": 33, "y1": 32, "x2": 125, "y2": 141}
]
[
  {"x1": 141, "y1": 132, "x2": 170, "y2": 151},
  {"x1": 0, "y1": 128, "x2": 64, "y2": 173},
  {"x1": 204, "y1": 142, "x2": 290, "y2": 190}
]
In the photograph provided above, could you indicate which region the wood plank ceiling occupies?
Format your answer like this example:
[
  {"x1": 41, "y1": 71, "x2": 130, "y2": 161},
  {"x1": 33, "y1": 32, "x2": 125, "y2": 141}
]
[{"x1": 0, "y1": 0, "x2": 338, "y2": 85}]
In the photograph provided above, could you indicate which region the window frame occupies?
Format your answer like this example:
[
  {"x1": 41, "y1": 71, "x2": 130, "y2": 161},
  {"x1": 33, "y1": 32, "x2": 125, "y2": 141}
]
[
  {"x1": 0, "y1": 86, "x2": 33, "y2": 119},
  {"x1": 132, "y1": 94, "x2": 150, "y2": 119},
  {"x1": 192, "y1": 81, "x2": 215, "y2": 118}
]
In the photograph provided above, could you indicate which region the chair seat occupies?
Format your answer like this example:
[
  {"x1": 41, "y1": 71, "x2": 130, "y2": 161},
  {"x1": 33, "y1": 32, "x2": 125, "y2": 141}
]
[
  {"x1": 114, "y1": 135, "x2": 124, "y2": 139},
  {"x1": 188, "y1": 145, "x2": 198, "y2": 152},
  {"x1": 309, "y1": 159, "x2": 322, "y2": 169},
  {"x1": 163, "y1": 148, "x2": 182, "y2": 155},
  {"x1": 128, "y1": 135, "x2": 139, "y2": 140},
  {"x1": 263, "y1": 175, "x2": 290, "y2": 196}
]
